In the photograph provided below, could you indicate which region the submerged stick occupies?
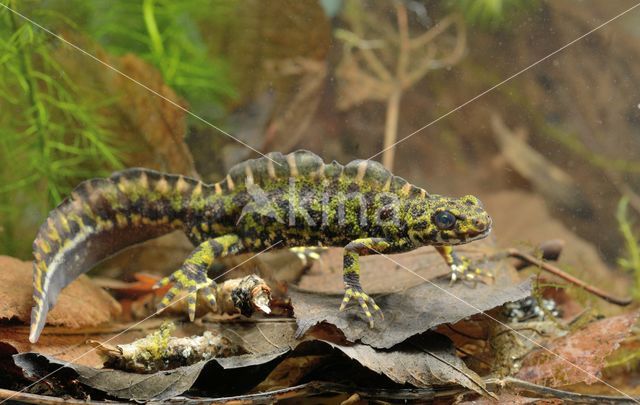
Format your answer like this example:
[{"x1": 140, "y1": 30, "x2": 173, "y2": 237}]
[{"x1": 505, "y1": 248, "x2": 632, "y2": 306}]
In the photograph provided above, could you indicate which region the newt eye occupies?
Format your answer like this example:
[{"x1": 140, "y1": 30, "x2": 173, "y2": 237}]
[{"x1": 435, "y1": 211, "x2": 456, "y2": 230}]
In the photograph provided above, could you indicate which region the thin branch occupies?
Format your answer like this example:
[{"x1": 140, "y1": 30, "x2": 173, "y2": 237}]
[
  {"x1": 506, "y1": 248, "x2": 633, "y2": 306},
  {"x1": 488, "y1": 376, "x2": 640, "y2": 403},
  {"x1": 404, "y1": 44, "x2": 436, "y2": 88},
  {"x1": 429, "y1": 14, "x2": 467, "y2": 68},
  {"x1": 410, "y1": 14, "x2": 457, "y2": 50},
  {"x1": 395, "y1": 1, "x2": 409, "y2": 82},
  {"x1": 382, "y1": 88, "x2": 402, "y2": 169},
  {"x1": 335, "y1": 29, "x2": 392, "y2": 82}
]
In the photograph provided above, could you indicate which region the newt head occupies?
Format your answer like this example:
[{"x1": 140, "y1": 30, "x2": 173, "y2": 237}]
[{"x1": 406, "y1": 194, "x2": 492, "y2": 247}]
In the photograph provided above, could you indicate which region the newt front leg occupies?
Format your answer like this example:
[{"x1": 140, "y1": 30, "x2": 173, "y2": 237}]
[{"x1": 435, "y1": 245, "x2": 493, "y2": 285}]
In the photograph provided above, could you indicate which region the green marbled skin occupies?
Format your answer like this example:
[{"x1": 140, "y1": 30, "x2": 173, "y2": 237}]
[{"x1": 29, "y1": 150, "x2": 491, "y2": 342}]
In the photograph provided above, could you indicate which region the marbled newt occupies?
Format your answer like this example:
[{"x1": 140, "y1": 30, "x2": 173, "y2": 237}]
[{"x1": 29, "y1": 150, "x2": 492, "y2": 343}]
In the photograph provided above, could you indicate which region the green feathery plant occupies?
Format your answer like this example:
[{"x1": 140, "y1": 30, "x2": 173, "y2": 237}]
[{"x1": 0, "y1": 0, "x2": 124, "y2": 257}]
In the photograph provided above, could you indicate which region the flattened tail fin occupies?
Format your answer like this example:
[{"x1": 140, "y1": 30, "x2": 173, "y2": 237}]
[{"x1": 29, "y1": 168, "x2": 209, "y2": 343}]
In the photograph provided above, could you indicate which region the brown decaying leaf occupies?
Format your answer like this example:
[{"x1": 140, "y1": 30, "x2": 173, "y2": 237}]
[
  {"x1": 0, "y1": 256, "x2": 120, "y2": 330},
  {"x1": 13, "y1": 349, "x2": 289, "y2": 401},
  {"x1": 292, "y1": 266, "x2": 532, "y2": 349},
  {"x1": 108, "y1": 54, "x2": 198, "y2": 177},
  {"x1": 317, "y1": 333, "x2": 490, "y2": 397},
  {"x1": 10, "y1": 325, "x2": 491, "y2": 400},
  {"x1": 52, "y1": 36, "x2": 197, "y2": 176},
  {"x1": 8, "y1": 321, "x2": 297, "y2": 401},
  {"x1": 0, "y1": 326, "x2": 145, "y2": 369},
  {"x1": 516, "y1": 311, "x2": 639, "y2": 387}
]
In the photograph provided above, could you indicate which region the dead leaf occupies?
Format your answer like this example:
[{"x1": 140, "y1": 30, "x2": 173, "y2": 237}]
[
  {"x1": 108, "y1": 54, "x2": 198, "y2": 177},
  {"x1": 251, "y1": 354, "x2": 326, "y2": 391},
  {"x1": 0, "y1": 326, "x2": 145, "y2": 367},
  {"x1": 315, "y1": 333, "x2": 491, "y2": 397},
  {"x1": 516, "y1": 311, "x2": 639, "y2": 386},
  {"x1": 10, "y1": 325, "x2": 492, "y2": 400},
  {"x1": 0, "y1": 256, "x2": 120, "y2": 329},
  {"x1": 291, "y1": 271, "x2": 532, "y2": 349},
  {"x1": 52, "y1": 36, "x2": 197, "y2": 176},
  {"x1": 13, "y1": 349, "x2": 288, "y2": 401}
]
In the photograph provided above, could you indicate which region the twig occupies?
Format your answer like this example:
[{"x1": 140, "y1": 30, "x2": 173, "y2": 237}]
[
  {"x1": 381, "y1": 2, "x2": 409, "y2": 170},
  {"x1": 506, "y1": 248, "x2": 633, "y2": 306},
  {"x1": 488, "y1": 376, "x2": 640, "y2": 403},
  {"x1": 0, "y1": 388, "x2": 124, "y2": 405},
  {"x1": 410, "y1": 14, "x2": 457, "y2": 50},
  {"x1": 382, "y1": 87, "x2": 402, "y2": 169}
]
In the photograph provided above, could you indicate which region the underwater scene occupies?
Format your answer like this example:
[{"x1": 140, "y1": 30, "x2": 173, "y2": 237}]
[{"x1": 1, "y1": 0, "x2": 640, "y2": 402}]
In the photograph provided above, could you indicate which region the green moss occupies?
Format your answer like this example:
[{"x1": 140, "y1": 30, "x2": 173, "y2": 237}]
[{"x1": 133, "y1": 321, "x2": 175, "y2": 365}]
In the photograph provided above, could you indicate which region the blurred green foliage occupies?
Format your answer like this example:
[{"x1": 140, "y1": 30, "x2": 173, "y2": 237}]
[
  {"x1": 450, "y1": 0, "x2": 536, "y2": 29},
  {"x1": 0, "y1": 0, "x2": 236, "y2": 257},
  {"x1": 616, "y1": 197, "x2": 640, "y2": 299},
  {"x1": 79, "y1": 0, "x2": 236, "y2": 117}
]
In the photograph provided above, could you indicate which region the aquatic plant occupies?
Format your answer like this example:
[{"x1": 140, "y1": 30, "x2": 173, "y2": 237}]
[
  {"x1": 616, "y1": 196, "x2": 640, "y2": 299},
  {"x1": 335, "y1": 1, "x2": 466, "y2": 170},
  {"x1": 82, "y1": 0, "x2": 236, "y2": 118},
  {"x1": 451, "y1": 0, "x2": 536, "y2": 29},
  {"x1": 0, "y1": 0, "x2": 124, "y2": 257}
]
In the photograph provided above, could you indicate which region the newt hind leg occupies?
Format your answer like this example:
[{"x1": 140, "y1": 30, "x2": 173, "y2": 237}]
[{"x1": 154, "y1": 233, "x2": 245, "y2": 320}]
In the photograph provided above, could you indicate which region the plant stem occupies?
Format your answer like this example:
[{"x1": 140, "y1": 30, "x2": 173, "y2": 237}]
[
  {"x1": 143, "y1": 0, "x2": 166, "y2": 76},
  {"x1": 382, "y1": 87, "x2": 402, "y2": 169}
]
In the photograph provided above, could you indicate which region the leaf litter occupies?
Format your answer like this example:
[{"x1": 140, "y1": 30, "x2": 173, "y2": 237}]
[
  {"x1": 0, "y1": 256, "x2": 120, "y2": 330},
  {"x1": 516, "y1": 311, "x2": 639, "y2": 387},
  {"x1": 3, "y1": 239, "x2": 636, "y2": 402},
  {"x1": 291, "y1": 269, "x2": 533, "y2": 349}
]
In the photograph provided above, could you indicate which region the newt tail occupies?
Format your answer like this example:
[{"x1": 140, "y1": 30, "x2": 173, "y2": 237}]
[{"x1": 29, "y1": 169, "x2": 207, "y2": 343}]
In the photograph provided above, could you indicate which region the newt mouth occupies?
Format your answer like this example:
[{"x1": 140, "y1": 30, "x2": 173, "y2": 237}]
[{"x1": 467, "y1": 224, "x2": 492, "y2": 240}]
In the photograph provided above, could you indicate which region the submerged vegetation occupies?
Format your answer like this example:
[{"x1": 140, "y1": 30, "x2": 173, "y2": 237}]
[
  {"x1": 0, "y1": 1, "x2": 124, "y2": 256},
  {"x1": 82, "y1": 0, "x2": 236, "y2": 117},
  {"x1": 616, "y1": 196, "x2": 640, "y2": 300},
  {"x1": 451, "y1": 0, "x2": 536, "y2": 28},
  {"x1": 0, "y1": 0, "x2": 235, "y2": 257}
]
